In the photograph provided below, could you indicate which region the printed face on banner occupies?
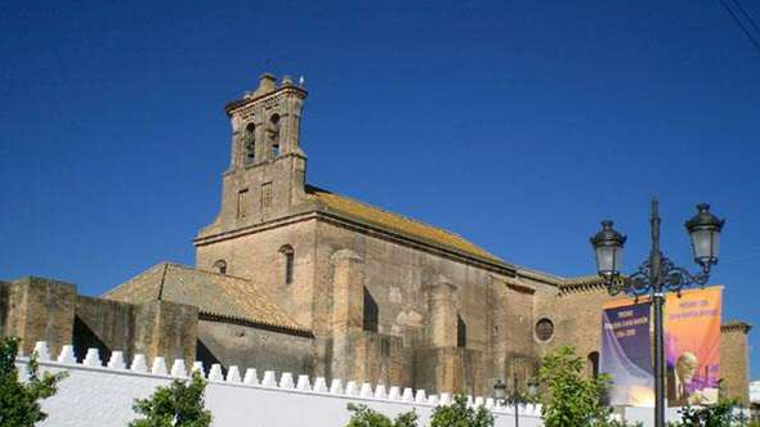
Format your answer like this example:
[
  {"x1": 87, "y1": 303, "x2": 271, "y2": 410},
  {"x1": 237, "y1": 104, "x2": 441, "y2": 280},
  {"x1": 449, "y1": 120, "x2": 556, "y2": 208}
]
[{"x1": 665, "y1": 287, "x2": 722, "y2": 407}]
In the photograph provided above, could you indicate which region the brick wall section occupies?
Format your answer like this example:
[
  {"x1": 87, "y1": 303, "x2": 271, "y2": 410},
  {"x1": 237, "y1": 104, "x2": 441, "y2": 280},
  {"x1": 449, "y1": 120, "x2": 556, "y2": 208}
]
[
  {"x1": 414, "y1": 347, "x2": 484, "y2": 395},
  {"x1": 536, "y1": 283, "x2": 610, "y2": 369},
  {"x1": 195, "y1": 219, "x2": 318, "y2": 331},
  {"x1": 2, "y1": 277, "x2": 77, "y2": 357},
  {"x1": 75, "y1": 296, "x2": 136, "y2": 361},
  {"x1": 720, "y1": 323, "x2": 751, "y2": 404},
  {"x1": 133, "y1": 301, "x2": 198, "y2": 367}
]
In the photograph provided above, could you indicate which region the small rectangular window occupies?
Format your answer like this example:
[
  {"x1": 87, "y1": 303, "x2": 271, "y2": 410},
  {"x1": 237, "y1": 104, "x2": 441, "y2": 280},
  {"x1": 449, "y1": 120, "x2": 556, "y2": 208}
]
[
  {"x1": 285, "y1": 252, "x2": 294, "y2": 284},
  {"x1": 237, "y1": 189, "x2": 250, "y2": 218}
]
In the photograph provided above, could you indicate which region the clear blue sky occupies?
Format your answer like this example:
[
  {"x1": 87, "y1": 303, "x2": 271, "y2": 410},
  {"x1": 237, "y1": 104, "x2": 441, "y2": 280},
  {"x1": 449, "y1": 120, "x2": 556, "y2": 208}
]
[{"x1": 1, "y1": 1, "x2": 759, "y2": 378}]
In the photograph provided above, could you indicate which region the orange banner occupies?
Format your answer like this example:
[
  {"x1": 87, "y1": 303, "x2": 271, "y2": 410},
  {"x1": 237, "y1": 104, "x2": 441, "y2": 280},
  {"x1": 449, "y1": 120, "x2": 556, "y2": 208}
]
[{"x1": 664, "y1": 286, "x2": 722, "y2": 406}]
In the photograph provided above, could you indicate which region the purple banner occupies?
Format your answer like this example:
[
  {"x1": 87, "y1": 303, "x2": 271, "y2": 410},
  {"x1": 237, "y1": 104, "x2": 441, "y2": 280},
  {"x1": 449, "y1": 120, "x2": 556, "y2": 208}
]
[{"x1": 600, "y1": 302, "x2": 654, "y2": 407}]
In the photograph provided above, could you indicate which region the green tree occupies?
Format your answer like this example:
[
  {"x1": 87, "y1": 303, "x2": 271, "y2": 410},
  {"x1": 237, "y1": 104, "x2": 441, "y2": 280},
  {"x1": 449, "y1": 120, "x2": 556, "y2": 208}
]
[
  {"x1": 428, "y1": 395, "x2": 493, "y2": 427},
  {"x1": 129, "y1": 372, "x2": 212, "y2": 427},
  {"x1": 669, "y1": 399, "x2": 739, "y2": 427},
  {"x1": 345, "y1": 403, "x2": 418, "y2": 427},
  {"x1": 538, "y1": 346, "x2": 612, "y2": 427},
  {"x1": 0, "y1": 337, "x2": 67, "y2": 427}
]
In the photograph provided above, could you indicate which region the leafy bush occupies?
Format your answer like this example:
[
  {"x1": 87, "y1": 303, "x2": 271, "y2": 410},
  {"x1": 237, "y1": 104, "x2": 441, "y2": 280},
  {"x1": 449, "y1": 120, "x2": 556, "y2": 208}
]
[
  {"x1": 428, "y1": 395, "x2": 493, "y2": 427},
  {"x1": 129, "y1": 371, "x2": 212, "y2": 427},
  {"x1": 669, "y1": 399, "x2": 740, "y2": 427},
  {"x1": 538, "y1": 346, "x2": 612, "y2": 427},
  {"x1": 0, "y1": 336, "x2": 67, "y2": 427},
  {"x1": 345, "y1": 403, "x2": 418, "y2": 427}
]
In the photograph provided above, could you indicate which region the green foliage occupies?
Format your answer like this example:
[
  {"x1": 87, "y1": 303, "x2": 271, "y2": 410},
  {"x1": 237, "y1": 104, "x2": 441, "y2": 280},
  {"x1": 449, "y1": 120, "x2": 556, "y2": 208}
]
[
  {"x1": 345, "y1": 403, "x2": 418, "y2": 427},
  {"x1": 602, "y1": 420, "x2": 643, "y2": 427},
  {"x1": 428, "y1": 395, "x2": 493, "y2": 427},
  {"x1": 668, "y1": 399, "x2": 740, "y2": 427},
  {"x1": 538, "y1": 346, "x2": 613, "y2": 427},
  {"x1": 0, "y1": 337, "x2": 67, "y2": 427},
  {"x1": 129, "y1": 372, "x2": 212, "y2": 427}
]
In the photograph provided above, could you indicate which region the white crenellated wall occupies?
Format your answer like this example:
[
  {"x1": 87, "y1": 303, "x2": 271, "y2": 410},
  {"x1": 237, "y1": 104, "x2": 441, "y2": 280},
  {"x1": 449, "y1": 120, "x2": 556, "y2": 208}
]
[{"x1": 18, "y1": 341, "x2": 544, "y2": 427}]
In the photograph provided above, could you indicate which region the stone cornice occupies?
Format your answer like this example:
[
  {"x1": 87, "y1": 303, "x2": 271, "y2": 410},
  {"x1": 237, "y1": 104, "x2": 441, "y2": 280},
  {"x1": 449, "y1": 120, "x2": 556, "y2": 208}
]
[
  {"x1": 721, "y1": 320, "x2": 752, "y2": 334},
  {"x1": 225, "y1": 85, "x2": 308, "y2": 116},
  {"x1": 194, "y1": 211, "x2": 318, "y2": 246}
]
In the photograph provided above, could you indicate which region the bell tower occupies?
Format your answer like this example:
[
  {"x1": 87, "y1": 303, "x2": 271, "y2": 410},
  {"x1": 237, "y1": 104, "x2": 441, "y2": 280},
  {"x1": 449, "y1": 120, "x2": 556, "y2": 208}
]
[{"x1": 199, "y1": 73, "x2": 309, "y2": 237}]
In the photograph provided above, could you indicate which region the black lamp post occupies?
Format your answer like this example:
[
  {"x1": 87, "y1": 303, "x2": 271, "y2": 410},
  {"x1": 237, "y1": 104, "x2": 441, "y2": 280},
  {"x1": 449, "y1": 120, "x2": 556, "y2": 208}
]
[
  {"x1": 493, "y1": 374, "x2": 539, "y2": 427},
  {"x1": 590, "y1": 197, "x2": 724, "y2": 427}
]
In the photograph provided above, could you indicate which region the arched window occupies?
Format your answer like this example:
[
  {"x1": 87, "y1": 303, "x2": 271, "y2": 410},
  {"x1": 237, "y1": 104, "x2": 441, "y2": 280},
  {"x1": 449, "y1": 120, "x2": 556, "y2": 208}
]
[
  {"x1": 279, "y1": 245, "x2": 294, "y2": 285},
  {"x1": 244, "y1": 122, "x2": 256, "y2": 164},
  {"x1": 588, "y1": 351, "x2": 600, "y2": 378},
  {"x1": 269, "y1": 114, "x2": 281, "y2": 157},
  {"x1": 213, "y1": 260, "x2": 227, "y2": 275},
  {"x1": 363, "y1": 287, "x2": 379, "y2": 332},
  {"x1": 457, "y1": 314, "x2": 467, "y2": 348}
]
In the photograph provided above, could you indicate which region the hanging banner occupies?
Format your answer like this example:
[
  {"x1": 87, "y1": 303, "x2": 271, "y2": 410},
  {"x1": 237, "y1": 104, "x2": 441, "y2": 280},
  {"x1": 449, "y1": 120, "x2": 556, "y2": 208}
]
[
  {"x1": 600, "y1": 301, "x2": 654, "y2": 407},
  {"x1": 665, "y1": 286, "x2": 722, "y2": 406}
]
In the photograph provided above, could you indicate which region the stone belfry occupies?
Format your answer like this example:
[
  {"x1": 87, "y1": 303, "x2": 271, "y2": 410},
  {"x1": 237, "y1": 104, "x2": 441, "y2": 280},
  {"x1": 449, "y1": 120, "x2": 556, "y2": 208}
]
[{"x1": 205, "y1": 73, "x2": 309, "y2": 232}]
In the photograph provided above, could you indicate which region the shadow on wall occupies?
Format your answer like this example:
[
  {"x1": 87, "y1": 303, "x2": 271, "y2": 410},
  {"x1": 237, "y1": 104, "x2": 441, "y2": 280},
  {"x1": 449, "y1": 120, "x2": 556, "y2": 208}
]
[
  {"x1": 196, "y1": 339, "x2": 226, "y2": 376},
  {"x1": 72, "y1": 316, "x2": 111, "y2": 364}
]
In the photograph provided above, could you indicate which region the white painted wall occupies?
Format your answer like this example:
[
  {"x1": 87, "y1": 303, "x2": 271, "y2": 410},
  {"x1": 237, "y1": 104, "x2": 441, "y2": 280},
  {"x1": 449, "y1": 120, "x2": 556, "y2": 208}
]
[
  {"x1": 20, "y1": 341, "x2": 722, "y2": 427},
  {"x1": 19, "y1": 342, "x2": 543, "y2": 427},
  {"x1": 750, "y1": 380, "x2": 760, "y2": 404}
]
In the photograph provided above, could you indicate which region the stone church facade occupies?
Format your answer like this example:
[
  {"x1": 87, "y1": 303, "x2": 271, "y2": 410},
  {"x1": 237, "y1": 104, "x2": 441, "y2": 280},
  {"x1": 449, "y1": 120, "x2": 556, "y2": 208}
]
[{"x1": 0, "y1": 74, "x2": 752, "y2": 402}]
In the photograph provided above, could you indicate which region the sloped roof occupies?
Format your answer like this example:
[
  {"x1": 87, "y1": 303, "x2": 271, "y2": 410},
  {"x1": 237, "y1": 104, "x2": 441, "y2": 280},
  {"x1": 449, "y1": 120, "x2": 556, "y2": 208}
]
[
  {"x1": 306, "y1": 186, "x2": 506, "y2": 265},
  {"x1": 104, "y1": 263, "x2": 308, "y2": 334}
]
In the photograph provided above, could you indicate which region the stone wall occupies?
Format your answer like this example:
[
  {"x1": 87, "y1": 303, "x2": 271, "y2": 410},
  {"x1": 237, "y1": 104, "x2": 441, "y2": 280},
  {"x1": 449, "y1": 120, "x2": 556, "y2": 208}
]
[
  {"x1": 313, "y1": 219, "x2": 518, "y2": 395},
  {"x1": 1, "y1": 277, "x2": 77, "y2": 356},
  {"x1": 74, "y1": 295, "x2": 136, "y2": 363},
  {"x1": 0, "y1": 276, "x2": 317, "y2": 380},
  {"x1": 197, "y1": 318, "x2": 315, "y2": 376},
  {"x1": 720, "y1": 323, "x2": 751, "y2": 404}
]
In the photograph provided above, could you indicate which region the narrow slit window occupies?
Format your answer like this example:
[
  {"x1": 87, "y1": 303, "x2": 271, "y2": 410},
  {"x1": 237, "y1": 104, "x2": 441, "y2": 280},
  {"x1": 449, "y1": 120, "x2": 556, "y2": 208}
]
[
  {"x1": 237, "y1": 188, "x2": 250, "y2": 218},
  {"x1": 363, "y1": 287, "x2": 379, "y2": 333},
  {"x1": 457, "y1": 314, "x2": 467, "y2": 348},
  {"x1": 280, "y1": 245, "x2": 294, "y2": 285}
]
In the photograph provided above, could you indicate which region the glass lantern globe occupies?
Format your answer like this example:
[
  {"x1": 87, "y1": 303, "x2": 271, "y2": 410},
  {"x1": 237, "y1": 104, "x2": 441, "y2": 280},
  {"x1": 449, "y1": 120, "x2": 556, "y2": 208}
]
[
  {"x1": 685, "y1": 203, "x2": 725, "y2": 268},
  {"x1": 590, "y1": 220, "x2": 627, "y2": 278}
]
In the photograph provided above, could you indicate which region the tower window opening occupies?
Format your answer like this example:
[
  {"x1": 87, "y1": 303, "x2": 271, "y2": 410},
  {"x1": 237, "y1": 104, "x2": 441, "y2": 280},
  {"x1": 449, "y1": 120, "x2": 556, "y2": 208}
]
[
  {"x1": 244, "y1": 123, "x2": 256, "y2": 164},
  {"x1": 269, "y1": 114, "x2": 280, "y2": 157},
  {"x1": 280, "y1": 245, "x2": 294, "y2": 285},
  {"x1": 213, "y1": 260, "x2": 228, "y2": 275}
]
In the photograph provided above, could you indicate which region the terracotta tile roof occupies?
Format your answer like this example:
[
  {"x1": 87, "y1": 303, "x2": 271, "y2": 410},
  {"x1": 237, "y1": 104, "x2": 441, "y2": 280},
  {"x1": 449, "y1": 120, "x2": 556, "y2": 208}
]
[
  {"x1": 104, "y1": 263, "x2": 308, "y2": 334},
  {"x1": 306, "y1": 186, "x2": 506, "y2": 265}
]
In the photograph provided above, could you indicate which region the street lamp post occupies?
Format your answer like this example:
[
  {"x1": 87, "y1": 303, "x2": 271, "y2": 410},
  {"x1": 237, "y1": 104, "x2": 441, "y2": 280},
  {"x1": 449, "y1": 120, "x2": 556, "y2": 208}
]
[
  {"x1": 493, "y1": 374, "x2": 539, "y2": 427},
  {"x1": 589, "y1": 197, "x2": 724, "y2": 427}
]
